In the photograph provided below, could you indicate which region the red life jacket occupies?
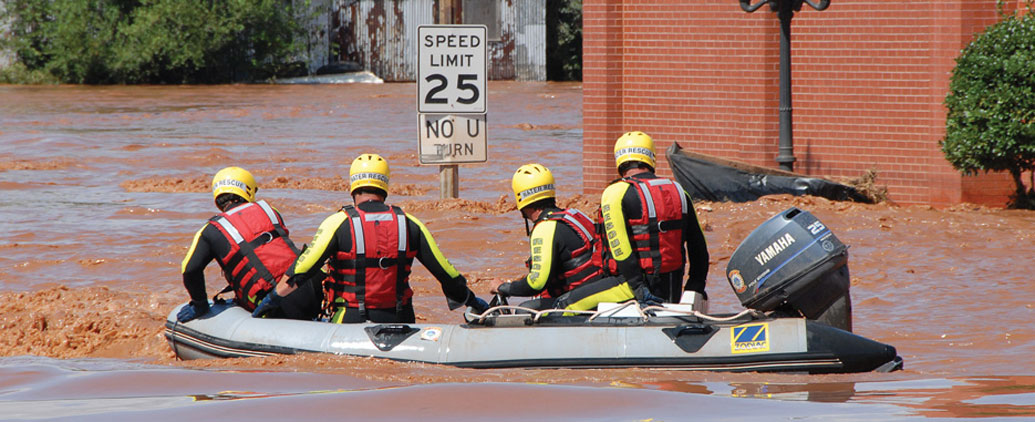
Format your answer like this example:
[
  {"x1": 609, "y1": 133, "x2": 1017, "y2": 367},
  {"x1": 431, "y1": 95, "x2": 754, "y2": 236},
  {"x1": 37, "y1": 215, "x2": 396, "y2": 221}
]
[
  {"x1": 325, "y1": 204, "x2": 417, "y2": 311},
  {"x1": 598, "y1": 177, "x2": 689, "y2": 277},
  {"x1": 208, "y1": 200, "x2": 299, "y2": 311},
  {"x1": 535, "y1": 208, "x2": 605, "y2": 298}
]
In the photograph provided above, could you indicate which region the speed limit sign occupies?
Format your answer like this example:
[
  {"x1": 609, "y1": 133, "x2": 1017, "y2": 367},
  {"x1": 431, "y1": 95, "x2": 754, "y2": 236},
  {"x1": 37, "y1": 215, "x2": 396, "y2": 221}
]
[{"x1": 417, "y1": 25, "x2": 487, "y2": 114}]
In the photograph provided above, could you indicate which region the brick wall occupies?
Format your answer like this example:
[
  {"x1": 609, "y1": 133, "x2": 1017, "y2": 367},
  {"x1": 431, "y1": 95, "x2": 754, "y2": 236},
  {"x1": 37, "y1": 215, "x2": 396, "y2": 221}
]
[{"x1": 583, "y1": 0, "x2": 1020, "y2": 206}]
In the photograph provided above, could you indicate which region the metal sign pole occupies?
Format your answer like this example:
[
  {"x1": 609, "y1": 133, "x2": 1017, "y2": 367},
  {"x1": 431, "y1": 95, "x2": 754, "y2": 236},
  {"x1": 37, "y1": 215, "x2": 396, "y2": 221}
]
[{"x1": 440, "y1": 164, "x2": 458, "y2": 198}]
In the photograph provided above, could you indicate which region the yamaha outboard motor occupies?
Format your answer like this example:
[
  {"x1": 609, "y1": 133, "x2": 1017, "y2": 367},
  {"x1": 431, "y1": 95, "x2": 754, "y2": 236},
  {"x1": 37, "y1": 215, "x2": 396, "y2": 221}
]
[{"x1": 726, "y1": 207, "x2": 853, "y2": 331}]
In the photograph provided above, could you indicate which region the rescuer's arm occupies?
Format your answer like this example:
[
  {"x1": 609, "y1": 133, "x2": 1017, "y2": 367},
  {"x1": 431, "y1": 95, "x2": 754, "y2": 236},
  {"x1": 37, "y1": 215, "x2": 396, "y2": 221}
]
[
  {"x1": 407, "y1": 214, "x2": 485, "y2": 311},
  {"x1": 284, "y1": 212, "x2": 346, "y2": 281},
  {"x1": 179, "y1": 224, "x2": 217, "y2": 320},
  {"x1": 600, "y1": 183, "x2": 646, "y2": 289},
  {"x1": 682, "y1": 191, "x2": 710, "y2": 295},
  {"x1": 496, "y1": 220, "x2": 559, "y2": 297}
]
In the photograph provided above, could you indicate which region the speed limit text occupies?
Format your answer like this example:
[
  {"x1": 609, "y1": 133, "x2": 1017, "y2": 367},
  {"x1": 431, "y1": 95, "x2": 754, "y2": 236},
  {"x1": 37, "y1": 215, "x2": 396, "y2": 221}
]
[{"x1": 424, "y1": 35, "x2": 481, "y2": 67}]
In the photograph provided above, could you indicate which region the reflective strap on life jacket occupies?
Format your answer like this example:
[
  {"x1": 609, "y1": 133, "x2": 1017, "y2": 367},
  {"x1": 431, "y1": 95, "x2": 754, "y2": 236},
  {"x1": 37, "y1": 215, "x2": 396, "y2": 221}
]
[
  {"x1": 561, "y1": 210, "x2": 594, "y2": 240},
  {"x1": 255, "y1": 200, "x2": 279, "y2": 226},
  {"x1": 344, "y1": 206, "x2": 367, "y2": 313},
  {"x1": 637, "y1": 181, "x2": 657, "y2": 219},
  {"x1": 672, "y1": 181, "x2": 689, "y2": 214},
  {"x1": 350, "y1": 211, "x2": 366, "y2": 255},
  {"x1": 644, "y1": 178, "x2": 688, "y2": 214},
  {"x1": 213, "y1": 216, "x2": 245, "y2": 243},
  {"x1": 255, "y1": 200, "x2": 299, "y2": 254},
  {"x1": 393, "y1": 206, "x2": 408, "y2": 312}
]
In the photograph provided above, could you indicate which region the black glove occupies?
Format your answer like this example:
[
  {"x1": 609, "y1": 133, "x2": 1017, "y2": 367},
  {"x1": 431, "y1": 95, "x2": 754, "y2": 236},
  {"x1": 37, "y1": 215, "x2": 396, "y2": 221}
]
[
  {"x1": 465, "y1": 295, "x2": 489, "y2": 314},
  {"x1": 251, "y1": 289, "x2": 284, "y2": 318},
  {"x1": 633, "y1": 286, "x2": 663, "y2": 307},
  {"x1": 177, "y1": 300, "x2": 210, "y2": 323}
]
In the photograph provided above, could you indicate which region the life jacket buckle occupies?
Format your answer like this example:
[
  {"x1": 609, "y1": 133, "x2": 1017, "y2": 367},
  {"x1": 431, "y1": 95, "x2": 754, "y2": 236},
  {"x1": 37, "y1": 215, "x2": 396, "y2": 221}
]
[
  {"x1": 378, "y1": 257, "x2": 391, "y2": 269},
  {"x1": 258, "y1": 231, "x2": 274, "y2": 245}
]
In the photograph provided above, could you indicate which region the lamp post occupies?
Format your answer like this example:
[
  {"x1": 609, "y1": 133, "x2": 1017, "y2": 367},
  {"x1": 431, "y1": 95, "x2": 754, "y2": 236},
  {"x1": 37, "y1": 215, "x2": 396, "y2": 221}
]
[{"x1": 739, "y1": 0, "x2": 829, "y2": 172}]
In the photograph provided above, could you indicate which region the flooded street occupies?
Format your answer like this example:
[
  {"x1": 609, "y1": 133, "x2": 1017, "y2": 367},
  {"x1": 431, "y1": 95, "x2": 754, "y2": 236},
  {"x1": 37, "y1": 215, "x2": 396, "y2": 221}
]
[{"x1": 1, "y1": 82, "x2": 1033, "y2": 420}]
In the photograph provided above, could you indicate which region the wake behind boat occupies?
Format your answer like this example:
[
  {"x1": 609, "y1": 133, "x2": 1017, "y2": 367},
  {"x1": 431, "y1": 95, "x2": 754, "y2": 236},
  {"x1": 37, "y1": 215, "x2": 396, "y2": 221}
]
[{"x1": 165, "y1": 207, "x2": 904, "y2": 373}]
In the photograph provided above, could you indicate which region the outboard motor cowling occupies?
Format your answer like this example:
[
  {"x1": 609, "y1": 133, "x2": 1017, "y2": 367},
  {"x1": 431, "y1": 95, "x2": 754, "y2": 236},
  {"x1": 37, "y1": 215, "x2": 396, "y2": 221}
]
[{"x1": 726, "y1": 207, "x2": 852, "y2": 331}]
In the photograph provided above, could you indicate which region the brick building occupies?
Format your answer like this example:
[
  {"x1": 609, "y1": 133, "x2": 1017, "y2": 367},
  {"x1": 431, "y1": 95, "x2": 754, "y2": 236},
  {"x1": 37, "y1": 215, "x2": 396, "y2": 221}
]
[{"x1": 582, "y1": 0, "x2": 1028, "y2": 206}]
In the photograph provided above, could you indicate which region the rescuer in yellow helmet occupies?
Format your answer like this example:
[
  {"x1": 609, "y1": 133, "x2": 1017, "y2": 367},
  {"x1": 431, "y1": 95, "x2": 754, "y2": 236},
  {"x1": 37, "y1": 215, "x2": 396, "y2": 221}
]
[
  {"x1": 258, "y1": 154, "x2": 488, "y2": 323},
  {"x1": 178, "y1": 166, "x2": 323, "y2": 323},
  {"x1": 490, "y1": 164, "x2": 638, "y2": 312},
  {"x1": 598, "y1": 131, "x2": 711, "y2": 311}
]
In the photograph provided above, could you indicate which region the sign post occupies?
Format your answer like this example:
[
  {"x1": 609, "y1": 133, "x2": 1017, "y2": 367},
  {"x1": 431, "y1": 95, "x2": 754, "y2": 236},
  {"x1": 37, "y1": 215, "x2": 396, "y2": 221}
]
[{"x1": 417, "y1": 25, "x2": 488, "y2": 199}]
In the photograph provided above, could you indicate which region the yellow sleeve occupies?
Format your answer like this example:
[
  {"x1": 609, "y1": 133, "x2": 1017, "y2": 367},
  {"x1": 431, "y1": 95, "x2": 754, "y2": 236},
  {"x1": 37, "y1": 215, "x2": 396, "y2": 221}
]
[
  {"x1": 180, "y1": 224, "x2": 208, "y2": 273},
  {"x1": 524, "y1": 220, "x2": 558, "y2": 291},
  {"x1": 291, "y1": 211, "x2": 347, "y2": 275},
  {"x1": 406, "y1": 213, "x2": 461, "y2": 279},
  {"x1": 600, "y1": 183, "x2": 634, "y2": 261}
]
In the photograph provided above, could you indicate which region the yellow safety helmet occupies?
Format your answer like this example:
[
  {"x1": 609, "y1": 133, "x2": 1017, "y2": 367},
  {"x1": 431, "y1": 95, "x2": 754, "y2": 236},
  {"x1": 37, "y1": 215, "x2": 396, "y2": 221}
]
[
  {"x1": 349, "y1": 153, "x2": 390, "y2": 193},
  {"x1": 613, "y1": 131, "x2": 656, "y2": 169},
  {"x1": 511, "y1": 164, "x2": 555, "y2": 210},
  {"x1": 212, "y1": 166, "x2": 257, "y2": 203}
]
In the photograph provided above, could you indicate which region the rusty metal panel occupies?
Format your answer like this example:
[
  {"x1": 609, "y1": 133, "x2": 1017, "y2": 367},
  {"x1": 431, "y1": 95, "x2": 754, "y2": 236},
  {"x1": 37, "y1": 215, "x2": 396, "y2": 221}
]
[
  {"x1": 334, "y1": 0, "x2": 543, "y2": 81},
  {"x1": 339, "y1": 0, "x2": 434, "y2": 82},
  {"x1": 508, "y1": 0, "x2": 546, "y2": 81},
  {"x1": 483, "y1": 0, "x2": 544, "y2": 81}
]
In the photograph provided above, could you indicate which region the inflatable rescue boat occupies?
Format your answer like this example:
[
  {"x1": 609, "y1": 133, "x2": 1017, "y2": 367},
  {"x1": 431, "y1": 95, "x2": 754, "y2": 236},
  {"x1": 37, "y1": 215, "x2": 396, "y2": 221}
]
[{"x1": 165, "y1": 208, "x2": 904, "y2": 373}]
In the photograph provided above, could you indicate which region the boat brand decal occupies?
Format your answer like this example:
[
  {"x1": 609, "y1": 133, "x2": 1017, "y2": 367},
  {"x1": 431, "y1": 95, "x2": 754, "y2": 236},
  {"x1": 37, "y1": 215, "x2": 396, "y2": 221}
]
[
  {"x1": 420, "y1": 327, "x2": 443, "y2": 341},
  {"x1": 822, "y1": 239, "x2": 835, "y2": 252},
  {"x1": 731, "y1": 323, "x2": 770, "y2": 354},
  {"x1": 728, "y1": 270, "x2": 747, "y2": 294},
  {"x1": 754, "y1": 233, "x2": 796, "y2": 266}
]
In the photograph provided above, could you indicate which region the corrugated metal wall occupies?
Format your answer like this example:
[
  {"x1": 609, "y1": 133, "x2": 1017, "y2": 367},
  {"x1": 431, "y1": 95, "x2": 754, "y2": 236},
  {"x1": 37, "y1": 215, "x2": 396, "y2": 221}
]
[
  {"x1": 300, "y1": 0, "x2": 332, "y2": 74},
  {"x1": 496, "y1": 0, "x2": 546, "y2": 81},
  {"x1": 332, "y1": 0, "x2": 544, "y2": 81},
  {"x1": 336, "y1": 0, "x2": 434, "y2": 81}
]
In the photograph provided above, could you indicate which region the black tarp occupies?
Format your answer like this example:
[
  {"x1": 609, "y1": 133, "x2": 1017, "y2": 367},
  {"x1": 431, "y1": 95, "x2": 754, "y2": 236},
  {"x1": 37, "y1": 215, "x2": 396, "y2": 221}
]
[{"x1": 666, "y1": 143, "x2": 872, "y2": 203}]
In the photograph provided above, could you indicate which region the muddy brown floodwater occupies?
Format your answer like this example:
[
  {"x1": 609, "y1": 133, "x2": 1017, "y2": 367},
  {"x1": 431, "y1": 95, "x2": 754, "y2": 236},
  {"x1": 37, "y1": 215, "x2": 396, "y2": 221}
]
[{"x1": 0, "y1": 82, "x2": 1033, "y2": 421}]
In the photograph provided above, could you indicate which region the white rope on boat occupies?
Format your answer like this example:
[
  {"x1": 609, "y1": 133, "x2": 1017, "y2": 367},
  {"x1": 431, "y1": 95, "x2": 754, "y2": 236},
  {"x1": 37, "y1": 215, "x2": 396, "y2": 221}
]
[
  {"x1": 636, "y1": 306, "x2": 762, "y2": 322},
  {"x1": 470, "y1": 301, "x2": 764, "y2": 324}
]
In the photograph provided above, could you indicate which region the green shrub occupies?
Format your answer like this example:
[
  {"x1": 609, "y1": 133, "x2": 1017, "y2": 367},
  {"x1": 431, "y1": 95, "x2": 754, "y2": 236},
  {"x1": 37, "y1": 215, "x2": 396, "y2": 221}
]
[
  {"x1": 0, "y1": 62, "x2": 60, "y2": 84},
  {"x1": 0, "y1": 0, "x2": 308, "y2": 84},
  {"x1": 942, "y1": 4, "x2": 1035, "y2": 208}
]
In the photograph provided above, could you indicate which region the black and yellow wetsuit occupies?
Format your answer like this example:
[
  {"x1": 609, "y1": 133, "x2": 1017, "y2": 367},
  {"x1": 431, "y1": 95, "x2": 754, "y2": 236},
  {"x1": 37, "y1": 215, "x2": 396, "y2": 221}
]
[
  {"x1": 181, "y1": 201, "x2": 322, "y2": 320},
  {"x1": 497, "y1": 207, "x2": 599, "y2": 305},
  {"x1": 599, "y1": 172, "x2": 710, "y2": 302},
  {"x1": 285, "y1": 199, "x2": 478, "y2": 323},
  {"x1": 497, "y1": 207, "x2": 636, "y2": 311}
]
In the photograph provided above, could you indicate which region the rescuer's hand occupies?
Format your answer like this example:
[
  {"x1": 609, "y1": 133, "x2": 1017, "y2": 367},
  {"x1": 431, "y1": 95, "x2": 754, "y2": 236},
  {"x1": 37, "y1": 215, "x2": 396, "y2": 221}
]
[
  {"x1": 465, "y1": 295, "x2": 489, "y2": 314},
  {"x1": 177, "y1": 300, "x2": 210, "y2": 323},
  {"x1": 251, "y1": 290, "x2": 283, "y2": 318},
  {"x1": 633, "y1": 286, "x2": 663, "y2": 307}
]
